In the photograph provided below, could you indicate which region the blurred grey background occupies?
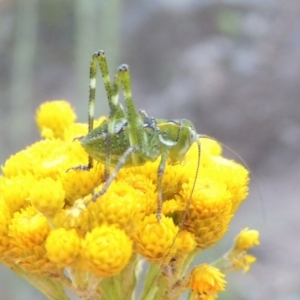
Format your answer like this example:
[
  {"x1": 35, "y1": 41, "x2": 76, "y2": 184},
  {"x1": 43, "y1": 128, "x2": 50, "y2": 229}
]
[{"x1": 1, "y1": 0, "x2": 300, "y2": 299}]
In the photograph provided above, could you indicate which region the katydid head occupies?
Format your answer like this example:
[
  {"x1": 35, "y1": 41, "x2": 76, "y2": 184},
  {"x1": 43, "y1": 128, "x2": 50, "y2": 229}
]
[{"x1": 166, "y1": 119, "x2": 198, "y2": 163}]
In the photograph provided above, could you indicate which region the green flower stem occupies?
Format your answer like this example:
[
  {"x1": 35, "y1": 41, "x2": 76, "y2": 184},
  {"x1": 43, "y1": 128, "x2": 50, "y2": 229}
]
[
  {"x1": 77, "y1": 273, "x2": 101, "y2": 299},
  {"x1": 212, "y1": 252, "x2": 232, "y2": 273},
  {"x1": 119, "y1": 253, "x2": 138, "y2": 300},
  {"x1": 181, "y1": 249, "x2": 199, "y2": 276},
  {"x1": 68, "y1": 267, "x2": 102, "y2": 299},
  {"x1": 154, "y1": 277, "x2": 169, "y2": 300},
  {"x1": 10, "y1": 264, "x2": 69, "y2": 300},
  {"x1": 140, "y1": 263, "x2": 161, "y2": 300},
  {"x1": 67, "y1": 266, "x2": 91, "y2": 293},
  {"x1": 101, "y1": 275, "x2": 122, "y2": 300}
]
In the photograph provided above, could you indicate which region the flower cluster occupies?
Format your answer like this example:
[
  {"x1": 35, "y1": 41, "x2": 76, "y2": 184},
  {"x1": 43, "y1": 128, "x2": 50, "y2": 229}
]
[{"x1": 0, "y1": 100, "x2": 259, "y2": 299}]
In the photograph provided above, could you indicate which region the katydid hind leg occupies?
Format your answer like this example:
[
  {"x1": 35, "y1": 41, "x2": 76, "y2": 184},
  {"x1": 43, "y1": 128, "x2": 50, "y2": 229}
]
[
  {"x1": 93, "y1": 51, "x2": 125, "y2": 179},
  {"x1": 85, "y1": 146, "x2": 138, "y2": 205},
  {"x1": 117, "y1": 64, "x2": 148, "y2": 166}
]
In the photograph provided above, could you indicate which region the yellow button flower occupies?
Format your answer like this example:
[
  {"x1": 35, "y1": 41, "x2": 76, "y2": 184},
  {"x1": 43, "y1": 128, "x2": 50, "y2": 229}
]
[
  {"x1": 45, "y1": 228, "x2": 81, "y2": 268},
  {"x1": 234, "y1": 228, "x2": 260, "y2": 251},
  {"x1": 82, "y1": 225, "x2": 132, "y2": 277},
  {"x1": 133, "y1": 214, "x2": 179, "y2": 264},
  {"x1": 8, "y1": 206, "x2": 58, "y2": 274},
  {"x1": 63, "y1": 161, "x2": 104, "y2": 204},
  {"x1": 116, "y1": 173, "x2": 157, "y2": 220},
  {"x1": 202, "y1": 155, "x2": 249, "y2": 213},
  {"x1": 88, "y1": 181, "x2": 148, "y2": 234},
  {"x1": 30, "y1": 177, "x2": 65, "y2": 217},
  {"x1": 36, "y1": 100, "x2": 76, "y2": 139},
  {"x1": 180, "y1": 178, "x2": 233, "y2": 249},
  {"x1": 0, "y1": 175, "x2": 34, "y2": 214},
  {"x1": 188, "y1": 264, "x2": 226, "y2": 300},
  {"x1": 9, "y1": 206, "x2": 49, "y2": 255},
  {"x1": 229, "y1": 228, "x2": 260, "y2": 273},
  {"x1": 175, "y1": 230, "x2": 197, "y2": 255}
]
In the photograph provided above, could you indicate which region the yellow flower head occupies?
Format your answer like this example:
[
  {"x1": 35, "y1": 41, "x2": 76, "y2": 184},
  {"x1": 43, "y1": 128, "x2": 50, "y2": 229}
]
[
  {"x1": 234, "y1": 228, "x2": 260, "y2": 251},
  {"x1": 30, "y1": 177, "x2": 65, "y2": 217},
  {"x1": 36, "y1": 100, "x2": 76, "y2": 139},
  {"x1": 228, "y1": 228, "x2": 260, "y2": 273},
  {"x1": 0, "y1": 175, "x2": 34, "y2": 214},
  {"x1": 180, "y1": 178, "x2": 233, "y2": 249},
  {"x1": 81, "y1": 225, "x2": 132, "y2": 277},
  {"x1": 9, "y1": 206, "x2": 50, "y2": 256},
  {"x1": 176, "y1": 230, "x2": 197, "y2": 255},
  {"x1": 45, "y1": 228, "x2": 81, "y2": 268},
  {"x1": 7, "y1": 206, "x2": 59, "y2": 274},
  {"x1": 133, "y1": 214, "x2": 179, "y2": 264},
  {"x1": 88, "y1": 180, "x2": 152, "y2": 235},
  {"x1": 188, "y1": 264, "x2": 226, "y2": 300}
]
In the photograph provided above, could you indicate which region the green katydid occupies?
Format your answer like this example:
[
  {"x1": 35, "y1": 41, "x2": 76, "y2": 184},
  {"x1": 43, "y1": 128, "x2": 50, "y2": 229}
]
[
  {"x1": 75, "y1": 50, "x2": 201, "y2": 222},
  {"x1": 66, "y1": 51, "x2": 257, "y2": 300}
]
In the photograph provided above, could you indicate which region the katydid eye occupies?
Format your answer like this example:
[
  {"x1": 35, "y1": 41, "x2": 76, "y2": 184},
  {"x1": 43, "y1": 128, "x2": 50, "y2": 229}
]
[{"x1": 190, "y1": 129, "x2": 196, "y2": 141}]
